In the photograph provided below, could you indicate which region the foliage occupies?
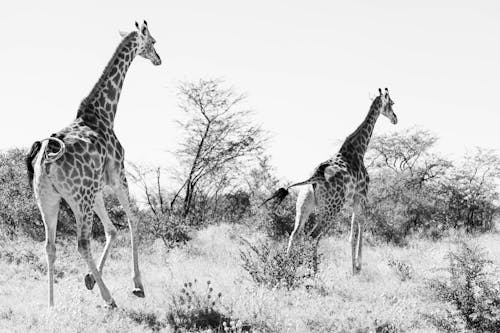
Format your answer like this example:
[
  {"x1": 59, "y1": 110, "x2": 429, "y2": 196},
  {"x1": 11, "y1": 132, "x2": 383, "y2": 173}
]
[
  {"x1": 167, "y1": 280, "x2": 249, "y2": 332},
  {"x1": 438, "y1": 148, "x2": 500, "y2": 232},
  {"x1": 0, "y1": 148, "x2": 43, "y2": 239},
  {"x1": 387, "y1": 257, "x2": 413, "y2": 281},
  {"x1": 239, "y1": 237, "x2": 321, "y2": 290},
  {"x1": 429, "y1": 242, "x2": 500, "y2": 332},
  {"x1": 173, "y1": 79, "x2": 267, "y2": 218},
  {"x1": 126, "y1": 309, "x2": 166, "y2": 332},
  {"x1": 366, "y1": 129, "x2": 499, "y2": 243},
  {"x1": 128, "y1": 163, "x2": 192, "y2": 248}
]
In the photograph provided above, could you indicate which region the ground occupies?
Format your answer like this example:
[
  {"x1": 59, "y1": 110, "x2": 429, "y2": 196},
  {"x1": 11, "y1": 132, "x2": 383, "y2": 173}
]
[{"x1": 1, "y1": 223, "x2": 499, "y2": 332}]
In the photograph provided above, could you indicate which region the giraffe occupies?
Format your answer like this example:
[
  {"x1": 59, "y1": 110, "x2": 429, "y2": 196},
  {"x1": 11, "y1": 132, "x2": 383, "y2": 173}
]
[
  {"x1": 264, "y1": 88, "x2": 397, "y2": 274},
  {"x1": 25, "y1": 21, "x2": 162, "y2": 308}
]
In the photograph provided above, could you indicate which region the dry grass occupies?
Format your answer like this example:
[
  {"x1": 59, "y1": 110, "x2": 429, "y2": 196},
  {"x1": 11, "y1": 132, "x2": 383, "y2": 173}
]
[{"x1": 1, "y1": 224, "x2": 499, "y2": 332}]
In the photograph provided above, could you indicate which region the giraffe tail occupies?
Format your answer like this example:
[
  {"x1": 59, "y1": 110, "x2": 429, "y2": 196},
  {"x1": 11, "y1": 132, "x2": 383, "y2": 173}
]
[
  {"x1": 26, "y1": 141, "x2": 42, "y2": 188},
  {"x1": 26, "y1": 136, "x2": 66, "y2": 189},
  {"x1": 261, "y1": 187, "x2": 290, "y2": 207},
  {"x1": 261, "y1": 176, "x2": 322, "y2": 207}
]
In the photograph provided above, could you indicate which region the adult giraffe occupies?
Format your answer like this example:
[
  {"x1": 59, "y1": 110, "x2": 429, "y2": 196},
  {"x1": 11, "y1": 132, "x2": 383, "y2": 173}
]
[
  {"x1": 26, "y1": 21, "x2": 161, "y2": 308},
  {"x1": 264, "y1": 88, "x2": 397, "y2": 274}
]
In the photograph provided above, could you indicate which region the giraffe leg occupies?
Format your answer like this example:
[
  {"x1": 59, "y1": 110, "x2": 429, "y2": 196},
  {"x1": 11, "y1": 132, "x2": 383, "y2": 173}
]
[
  {"x1": 350, "y1": 201, "x2": 362, "y2": 274},
  {"x1": 113, "y1": 176, "x2": 144, "y2": 298},
  {"x1": 75, "y1": 207, "x2": 116, "y2": 308},
  {"x1": 355, "y1": 219, "x2": 364, "y2": 273},
  {"x1": 37, "y1": 189, "x2": 61, "y2": 307},
  {"x1": 84, "y1": 192, "x2": 118, "y2": 291},
  {"x1": 355, "y1": 199, "x2": 367, "y2": 273},
  {"x1": 287, "y1": 186, "x2": 314, "y2": 254}
]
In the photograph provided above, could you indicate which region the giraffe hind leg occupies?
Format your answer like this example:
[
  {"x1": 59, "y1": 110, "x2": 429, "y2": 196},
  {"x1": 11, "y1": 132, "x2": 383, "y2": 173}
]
[
  {"x1": 36, "y1": 187, "x2": 61, "y2": 307},
  {"x1": 287, "y1": 185, "x2": 315, "y2": 254}
]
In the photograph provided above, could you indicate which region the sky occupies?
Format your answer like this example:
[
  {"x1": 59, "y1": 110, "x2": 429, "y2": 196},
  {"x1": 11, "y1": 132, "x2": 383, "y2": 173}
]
[{"x1": 0, "y1": 0, "x2": 499, "y2": 191}]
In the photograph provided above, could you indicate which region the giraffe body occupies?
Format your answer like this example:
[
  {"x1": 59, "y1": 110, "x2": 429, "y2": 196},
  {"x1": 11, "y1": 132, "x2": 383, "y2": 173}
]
[
  {"x1": 268, "y1": 89, "x2": 397, "y2": 274},
  {"x1": 27, "y1": 21, "x2": 161, "y2": 307}
]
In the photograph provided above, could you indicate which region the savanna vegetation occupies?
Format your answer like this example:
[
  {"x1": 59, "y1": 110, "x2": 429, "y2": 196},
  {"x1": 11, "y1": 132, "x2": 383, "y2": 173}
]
[{"x1": 1, "y1": 79, "x2": 499, "y2": 332}]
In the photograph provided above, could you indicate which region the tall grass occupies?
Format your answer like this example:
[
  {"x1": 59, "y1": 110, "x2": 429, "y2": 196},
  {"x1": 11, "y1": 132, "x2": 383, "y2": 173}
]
[{"x1": 1, "y1": 223, "x2": 499, "y2": 332}]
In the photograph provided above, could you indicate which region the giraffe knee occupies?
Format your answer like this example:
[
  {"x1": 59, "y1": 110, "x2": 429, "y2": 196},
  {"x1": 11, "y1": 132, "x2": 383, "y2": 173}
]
[
  {"x1": 105, "y1": 226, "x2": 117, "y2": 241},
  {"x1": 78, "y1": 238, "x2": 90, "y2": 255},
  {"x1": 45, "y1": 242, "x2": 56, "y2": 261}
]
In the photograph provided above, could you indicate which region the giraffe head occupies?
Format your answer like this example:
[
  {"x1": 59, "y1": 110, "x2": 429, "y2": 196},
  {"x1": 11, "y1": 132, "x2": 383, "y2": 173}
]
[
  {"x1": 375, "y1": 88, "x2": 397, "y2": 124},
  {"x1": 128, "y1": 20, "x2": 162, "y2": 66}
]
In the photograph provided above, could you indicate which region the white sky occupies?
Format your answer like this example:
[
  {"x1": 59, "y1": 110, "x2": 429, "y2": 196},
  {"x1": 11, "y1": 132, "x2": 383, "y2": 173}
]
[{"x1": 1, "y1": 1, "x2": 499, "y2": 189}]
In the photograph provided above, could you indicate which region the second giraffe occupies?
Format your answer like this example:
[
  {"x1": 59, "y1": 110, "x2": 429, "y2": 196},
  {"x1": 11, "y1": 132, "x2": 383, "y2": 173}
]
[{"x1": 265, "y1": 88, "x2": 397, "y2": 274}]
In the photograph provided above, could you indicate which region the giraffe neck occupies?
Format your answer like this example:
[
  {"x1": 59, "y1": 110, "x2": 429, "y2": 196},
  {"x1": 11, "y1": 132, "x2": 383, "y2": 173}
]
[
  {"x1": 340, "y1": 100, "x2": 380, "y2": 159},
  {"x1": 76, "y1": 31, "x2": 140, "y2": 129}
]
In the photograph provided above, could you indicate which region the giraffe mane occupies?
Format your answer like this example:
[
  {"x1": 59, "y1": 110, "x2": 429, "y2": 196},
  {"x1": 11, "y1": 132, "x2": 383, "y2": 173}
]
[{"x1": 77, "y1": 31, "x2": 138, "y2": 117}]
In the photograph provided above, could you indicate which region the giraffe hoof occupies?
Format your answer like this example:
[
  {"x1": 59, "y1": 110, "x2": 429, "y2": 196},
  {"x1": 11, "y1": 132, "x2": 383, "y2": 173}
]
[
  {"x1": 84, "y1": 273, "x2": 96, "y2": 290},
  {"x1": 132, "y1": 288, "x2": 145, "y2": 298},
  {"x1": 105, "y1": 300, "x2": 117, "y2": 309}
]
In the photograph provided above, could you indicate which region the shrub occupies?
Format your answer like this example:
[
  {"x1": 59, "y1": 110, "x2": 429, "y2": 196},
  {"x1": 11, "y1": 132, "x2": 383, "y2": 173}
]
[
  {"x1": 138, "y1": 211, "x2": 192, "y2": 249},
  {"x1": 429, "y1": 242, "x2": 500, "y2": 332},
  {"x1": 387, "y1": 258, "x2": 413, "y2": 281},
  {"x1": 126, "y1": 309, "x2": 166, "y2": 332},
  {"x1": 239, "y1": 237, "x2": 321, "y2": 290},
  {"x1": 0, "y1": 148, "x2": 43, "y2": 240},
  {"x1": 167, "y1": 280, "x2": 249, "y2": 332}
]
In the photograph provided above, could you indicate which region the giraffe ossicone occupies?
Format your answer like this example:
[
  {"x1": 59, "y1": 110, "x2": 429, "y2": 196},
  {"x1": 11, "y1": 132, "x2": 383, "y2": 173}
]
[
  {"x1": 26, "y1": 21, "x2": 162, "y2": 308},
  {"x1": 265, "y1": 88, "x2": 397, "y2": 274}
]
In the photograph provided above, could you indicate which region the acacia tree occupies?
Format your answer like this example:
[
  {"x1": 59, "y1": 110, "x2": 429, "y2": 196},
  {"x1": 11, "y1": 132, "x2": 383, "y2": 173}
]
[
  {"x1": 365, "y1": 128, "x2": 452, "y2": 242},
  {"x1": 172, "y1": 79, "x2": 266, "y2": 218}
]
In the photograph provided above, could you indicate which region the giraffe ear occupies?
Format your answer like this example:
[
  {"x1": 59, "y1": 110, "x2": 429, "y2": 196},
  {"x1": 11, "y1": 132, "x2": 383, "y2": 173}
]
[
  {"x1": 118, "y1": 31, "x2": 128, "y2": 38},
  {"x1": 135, "y1": 21, "x2": 140, "y2": 30}
]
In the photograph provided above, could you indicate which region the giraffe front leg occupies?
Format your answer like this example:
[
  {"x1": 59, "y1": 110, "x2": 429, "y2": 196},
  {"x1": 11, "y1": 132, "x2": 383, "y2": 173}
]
[
  {"x1": 352, "y1": 198, "x2": 366, "y2": 274},
  {"x1": 350, "y1": 200, "x2": 363, "y2": 275},
  {"x1": 84, "y1": 192, "x2": 118, "y2": 291},
  {"x1": 77, "y1": 210, "x2": 116, "y2": 308},
  {"x1": 355, "y1": 219, "x2": 364, "y2": 273},
  {"x1": 350, "y1": 209, "x2": 358, "y2": 274},
  {"x1": 114, "y1": 178, "x2": 144, "y2": 298}
]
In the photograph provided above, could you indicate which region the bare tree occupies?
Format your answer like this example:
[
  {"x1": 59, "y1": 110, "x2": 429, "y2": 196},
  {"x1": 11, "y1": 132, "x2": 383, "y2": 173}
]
[{"x1": 172, "y1": 79, "x2": 267, "y2": 217}]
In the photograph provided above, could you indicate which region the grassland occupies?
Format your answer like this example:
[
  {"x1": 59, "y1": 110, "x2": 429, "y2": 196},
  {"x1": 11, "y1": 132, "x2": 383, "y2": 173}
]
[{"x1": 1, "y1": 223, "x2": 499, "y2": 332}]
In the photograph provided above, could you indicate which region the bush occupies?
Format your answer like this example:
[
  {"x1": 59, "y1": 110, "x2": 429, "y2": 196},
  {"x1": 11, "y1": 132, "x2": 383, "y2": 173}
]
[
  {"x1": 167, "y1": 280, "x2": 249, "y2": 332},
  {"x1": 239, "y1": 237, "x2": 321, "y2": 290},
  {"x1": 429, "y1": 242, "x2": 500, "y2": 332},
  {"x1": 387, "y1": 258, "x2": 413, "y2": 281},
  {"x1": 138, "y1": 211, "x2": 192, "y2": 249},
  {"x1": 126, "y1": 309, "x2": 166, "y2": 332},
  {"x1": 0, "y1": 148, "x2": 43, "y2": 239}
]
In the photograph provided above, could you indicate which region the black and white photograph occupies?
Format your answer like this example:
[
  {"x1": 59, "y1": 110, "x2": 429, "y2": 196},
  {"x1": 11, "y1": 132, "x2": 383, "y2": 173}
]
[{"x1": 0, "y1": 1, "x2": 499, "y2": 332}]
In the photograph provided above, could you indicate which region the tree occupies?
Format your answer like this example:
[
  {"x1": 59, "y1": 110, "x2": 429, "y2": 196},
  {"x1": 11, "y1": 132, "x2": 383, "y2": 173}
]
[
  {"x1": 127, "y1": 162, "x2": 191, "y2": 248},
  {"x1": 172, "y1": 79, "x2": 267, "y2": 218},
  {"x1": 365, "y1": 129, "x2": 452, "y2": 243},
  {"x1": 440, "y1": 148, "x2": 500, "y2": 231}
]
